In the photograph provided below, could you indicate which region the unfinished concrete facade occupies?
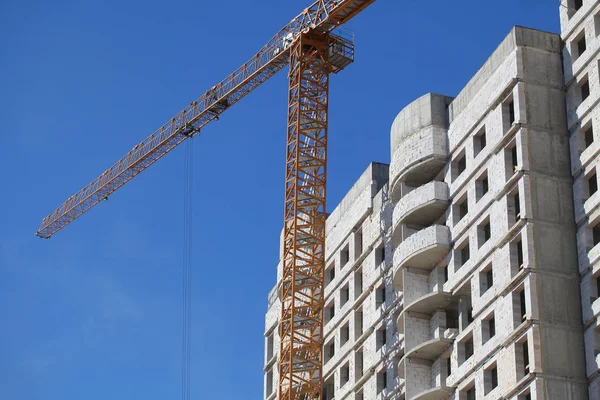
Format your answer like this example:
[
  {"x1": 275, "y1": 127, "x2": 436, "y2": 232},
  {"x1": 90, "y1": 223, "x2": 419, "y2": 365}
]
[
  {"x1": 264, "y1": 163, "x2": 404, "y2": 400},
  {"x1": 264, "y1": 4, "x2": 600, "y2": 400},
  {"x1": 391, "y1": 27, "x2": 587, "y2": 400},
  {"x1": 561, "y1": 0, "x2": 600, "y2": 398}
]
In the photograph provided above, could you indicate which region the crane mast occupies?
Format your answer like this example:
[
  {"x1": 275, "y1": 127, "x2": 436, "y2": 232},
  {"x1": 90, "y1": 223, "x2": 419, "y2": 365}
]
[{"x1": 36, "y1": 0, "x2": 375, "y2": 398}]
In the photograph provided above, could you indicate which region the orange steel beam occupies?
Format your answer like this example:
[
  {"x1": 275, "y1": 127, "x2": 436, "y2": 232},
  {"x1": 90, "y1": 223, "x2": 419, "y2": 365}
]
[
  {"x1": 35, "y1": 0, "x2": 375, "y2": 239},
  {"x1": 279, "y1": 30, "x2": 354, "y2": 400},
  {"x1": 279, "y1": 32, "x2": 329, "y2": 400}
]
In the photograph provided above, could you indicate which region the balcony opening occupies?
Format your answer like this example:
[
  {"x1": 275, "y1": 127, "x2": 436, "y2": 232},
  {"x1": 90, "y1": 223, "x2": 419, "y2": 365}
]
[
  {"x1": 323, "y1": 375, "x2": 335, "y2": 400},
  {"x1": 325, "y1": 301, "x2": 335, "y2": 324},
  {"x1": 340, "y1": 362, "x2": 350, "y2": 386},
  {"x1": 354, "y1": 271, "x2": 363, "y2": 300},
  {"x1": 478, "y1": 218, "x2": 491, "y2": 248},
  {"x1": 325, "y1": 262, "x2": 336, "y2": 286},
  {"x1": 576, "y1": 31, "x2": 587, "y2": 58},
  {"x1": 266, "y1": 331, "x2": 274, "y2": 361},
  {"x1": 458, "y1": 333, "x2": 474, "y2": 365},
  {"x1": 482, "y1": 312, "x2": 496, "y2": 343},
  {"x1": 341, "y1": 321, "x2": 350, "y2": 346},
  {"x1": 354, "y1": 308, "x2": 364, "y2": 339},
  {"x1": 484, "y1": 363, "x2": 498, "y2": 395},
  {"x1": 596, "y1": 11, "x2": 600, "y2": 36},
  {"x1": 455, "y1": 239, "x2": 470, "y2": 271},
  {"x1": 375, "y1": 243, "x2": 386, "y2": 267},
  {"x1": 594, "y1": 326, "x2": 600, "y2": 358},
  {"x1": 324, "y1": 338, "x2": 335, "y2": 363},
  {"x1": 508, "y1": 189, "x2": 521, "y2": 225},
  {"x1": 584, "y1": 123, "x2": 595, "y2": 149},
  {"x1": 595, "y1": 275, "x2": 600, "y2": 302},
  {"x1": 376, "y1": 370, "x2": 387, "y2": 394},
  {"x1": 355, "y1": 390, "x2": 364, "y2": 400},
  {"x1": 567, "y1": 0, "x2": 583, "y2": 19},
  {"x1": 518, "y1": 391, "x2": 532, "y2": 400},
  {"x1": 464, "y1": 385, "x2": 476, "y2": 400},
  {"x1": 266, "y1": 369, "x2": 274, "y2": 396},
  {"x1": 474, "y1": 126, "x2": 487, "y2": 156},
  {"x1": 458, "y1": 290, "x2": 474, "y2": 329},
  {"x1": 508, "y1": 100, "x2": 516, "y2": 125},
  {"x1": 520, "y1": 289, "x2": 527, "y2": 320},
  {"x1": 376, "y1": 284, "x2": 386, "y2": 309},
  {"x1": 476, "y1": 170, "x2": 489, "y2": 201},
  {"x1": 444, "y1": 266, "x2": 449, "y2": 283},
  {"x1": 376, "y1": 327, "x2": 387, "y2": 351},
  {"x1": 480, "y1": 264, "x2": 494, "y2": 295},
  {"x1": 513, "y1": 286, "x2": 527, "y2": 325},
  {"x1": 341, "y1": 284, "x2": 350, "y2": 307},
  {"x1": 516, "y1": 335, "x2": 530, "y2": 378},
  {"x1": 580, "y1": 74, "x2": 591, "y2": 103},
  {"x1": 523, "y1": 340, "x2": 530, "y2": 375},
  {"x1": 452, "y1": 150, "x2": 467, "y2": 182},
  {"x1": 446, "y1": 356, "x2": 452, "y2": 379},
  {"x1": 510, "y1": 236, "x2": 524, "y2": 276},
  {"x1": 355, "y1": 349, "x2": 364, "y2": 381},
  {"x1": 446, "y1": 308, "x2": 459, "y2": 330},
  {"x1": 461, "y1": 242, "x2": 470, "y2": 265},
  {"x1": 505, "y1": 140, "x2": 519, "y2": 180},
  {"x1": 354, "y1": 228, "x2": 363, "y2": 259},
  {"x1": 512, "y1": 145, "x2": 519, "y2": 171},
  {"x1": 341, "y1": 244, "x2": 350, "y2": 268},
  {"x1": 593, "y1": 223, "x2": 600, "y2": 248},
  {"x1": 503, "y1": 97, "x2": 516, "y2": 132},
  {"x1": 588, "y1": 169, "x2": 598, "y2": 197},
  {"x1": 453, "y1": 193, "x2": 469, "y2": 225}
]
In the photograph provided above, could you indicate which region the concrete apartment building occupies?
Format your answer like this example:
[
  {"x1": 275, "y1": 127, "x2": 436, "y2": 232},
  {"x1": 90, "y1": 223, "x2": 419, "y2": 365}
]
[
  {"x1": 264, "y1": 2, "x2": 600, "y2": 399},
  {"x1": 562, "y1": 0, "x2": 600, "y2": 398}
]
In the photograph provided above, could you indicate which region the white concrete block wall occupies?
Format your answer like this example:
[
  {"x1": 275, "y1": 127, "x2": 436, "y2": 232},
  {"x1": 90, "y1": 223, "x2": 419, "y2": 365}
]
[
  {"x1": 392, "y1": 180, "x2": 449, "y2": 226},
  {"x1": 388, "y1": 124, "x2": 448, "y2": 188},
  {"x1": 562, "y1": 2, "x2": 600, "y2": 399},
  {"x1": 389, "y1": 25, "x2": 586, "y2": 400}
]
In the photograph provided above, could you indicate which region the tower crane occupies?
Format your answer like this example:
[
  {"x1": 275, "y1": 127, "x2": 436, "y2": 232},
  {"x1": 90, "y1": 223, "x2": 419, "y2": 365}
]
[{"x1": 35, "y1": 1, "x2": 376, "y2": 398}]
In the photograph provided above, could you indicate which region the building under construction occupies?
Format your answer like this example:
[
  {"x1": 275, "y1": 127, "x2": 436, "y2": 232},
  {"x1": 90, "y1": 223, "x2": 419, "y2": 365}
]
[{"x1": 264, "y1": 1, "x2": 600, "y2": 399}]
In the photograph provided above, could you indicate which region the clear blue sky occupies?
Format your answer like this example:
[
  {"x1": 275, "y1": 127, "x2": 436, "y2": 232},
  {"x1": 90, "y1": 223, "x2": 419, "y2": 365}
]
[{"x1": 0, "y1": 1, "x2": 560, "y2": 399}]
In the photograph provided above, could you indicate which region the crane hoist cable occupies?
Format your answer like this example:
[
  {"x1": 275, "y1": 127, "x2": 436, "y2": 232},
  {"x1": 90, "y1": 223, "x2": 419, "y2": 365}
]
[{"x1": 181, "y1": 139, "x2": 193, "y2": 400}]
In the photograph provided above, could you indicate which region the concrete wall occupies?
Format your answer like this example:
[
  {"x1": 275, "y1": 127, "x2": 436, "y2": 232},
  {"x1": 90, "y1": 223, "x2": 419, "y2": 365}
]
[
  {"x1": 390, "y1": 26, "x2": 587, "y2": 400},
  {"x1": 561, "y1": 1, "x2": 600, "y2": 399}
]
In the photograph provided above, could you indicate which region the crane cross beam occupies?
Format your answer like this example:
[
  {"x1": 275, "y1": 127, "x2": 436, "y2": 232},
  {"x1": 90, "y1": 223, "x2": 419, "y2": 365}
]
[{"x1": 36, "y1": 0, "x2": 372, "y2": 239}]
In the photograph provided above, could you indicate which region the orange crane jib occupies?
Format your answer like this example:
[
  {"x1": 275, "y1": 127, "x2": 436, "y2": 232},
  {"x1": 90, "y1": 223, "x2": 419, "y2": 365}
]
[{"x1": 36, "y1": 0, "x2": 375, "y2": 398}]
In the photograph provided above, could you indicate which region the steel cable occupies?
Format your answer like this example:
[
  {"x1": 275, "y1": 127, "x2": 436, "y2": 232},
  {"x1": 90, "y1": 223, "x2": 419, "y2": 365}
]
[{"x1": 181, "y1": 138, "x2": 193, "y2": 400}]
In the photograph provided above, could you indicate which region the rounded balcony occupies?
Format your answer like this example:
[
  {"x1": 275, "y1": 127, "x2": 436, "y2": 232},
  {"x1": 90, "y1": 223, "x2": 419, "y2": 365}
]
[
  {"x1": 396, "y1": 292, "x2": 455, "y2": 334},
  {"x1": 389, "y1": 93, "x2": 451, "y2": 201},
  {"x1": 404, "y1": 337, "x2": 453, "y2": 361},
  {"x1": 398, "y1": 357, "x2": 406, "y2": 379},
  {"x1": 404, "y1": 291, "x2": 454, "y2": 315},
  {"x1": 397, "y1": 311, "x2": 405, "y2": 335},
  {"x1": 411, "y1": 386, "x2": 453, "y2": 400},
  {"x1": 392, "y1": 225, "x2": 450, "y2": 289},
  {"x1": 393, "y1": 181, "x2": 449, "y2": 228}
]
